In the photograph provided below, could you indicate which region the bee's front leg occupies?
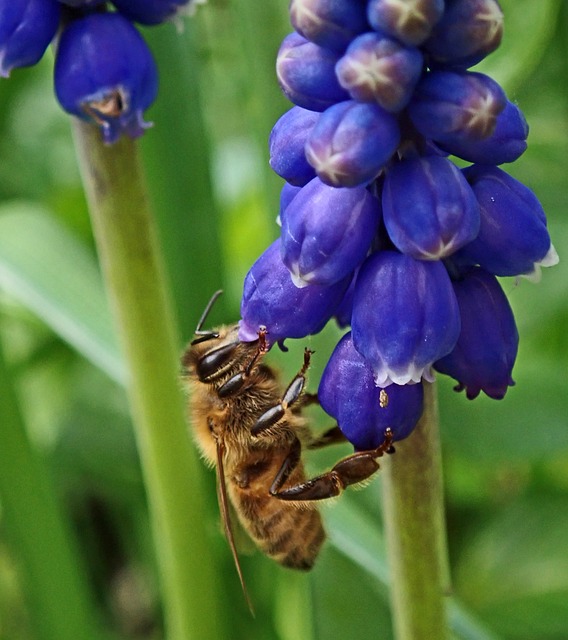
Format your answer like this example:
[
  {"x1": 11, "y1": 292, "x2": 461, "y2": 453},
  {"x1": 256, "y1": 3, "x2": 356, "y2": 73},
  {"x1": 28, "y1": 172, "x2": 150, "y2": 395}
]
[
  {"x1": 251, "y1": 348, "x2": 313, "y2": 437},
  {"x1": 271, "y1": 429, "x2": 394, "y2": 501},
  {"x1": 217, "y1": 328, "x2": 270, "y2": 398}
]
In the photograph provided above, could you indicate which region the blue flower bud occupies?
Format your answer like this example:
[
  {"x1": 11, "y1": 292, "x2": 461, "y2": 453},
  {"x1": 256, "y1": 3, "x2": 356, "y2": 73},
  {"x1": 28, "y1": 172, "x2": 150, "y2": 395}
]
[
  {"x1": 269, "y1": 106, "x2": 319, "y2": 186},
  {"x1": 382, "y1": 156, "x2": 480, "y2": 260},
  {"x1": 277, "y1": 182, "x2": 302, "y2": 227},
  {"x1": 454, "y1": 165, "x2": 558, "y2": 279},
  {"x1": 276, "y1": 32, "x2": 349, "y2": 112},
  {"x1": 111, "y1": 0, "x2": 205, "y2": 25},
  {"x1": 351, "y1": 250, "x2": 461, "y2": 386},
  {"x1": 424, "y1": 0, "x2": 504, "y2": 69},
  {"x1": 367, "y1": 0, "x2": 444, "y2": 46},
  {"x1": 319, "y1": 332, "x2": 424, "y2": 448},
  {"x1": 289, "y1": 0, "x2": 369, "y2": 54},
  {"x1": 408, "y1": 70, "x2": 507, "y2": 143},
  {"x1": 281, "y1": 177, "x2": 381, "y2": 287},
  {"x1": 54, "y1": 14, "x2": 158, "y2": 145},
  {"x1": 239, "y1": 239, "x2": 350, "y2": 345},
  {"x1": 59, "y1": 1, "x2": 104, "y2": 6},
  {"x1": 334, "y1": 268, "x2": 358, "y2": 328},
  {"x1": 335, "y1": 32, "x2": 423, "y2": 112},
  {"x1": 434, "y1": 267, "x2": 518, "y2": 399},
  {"x1": 305, "y1": 100, "x2": 400, "y2": 187},
  {"x1": 0, "y1": 0, "x2": 60, "y2": 78},
  {"x1": 435, "y1": 101, "x2": 528, "y2": 165}
]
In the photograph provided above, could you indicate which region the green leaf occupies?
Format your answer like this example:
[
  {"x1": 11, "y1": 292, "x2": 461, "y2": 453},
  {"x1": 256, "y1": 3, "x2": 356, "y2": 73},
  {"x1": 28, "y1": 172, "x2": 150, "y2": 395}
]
[
  {"x1": 0, "y1": 202, "x2": 124, "y2": 384},
  {"x1": 438, "y1": 355, "x2": 568, "y2": 462},
  {"x1": 0, "y1": 334, "x2": 107, "y2": 640},
  {"x1": 326, "y1": 494, "x2": 502, "y2": 640},
  {"x1": 454, "y1": 496, "x2": 568, "y2": 639}
]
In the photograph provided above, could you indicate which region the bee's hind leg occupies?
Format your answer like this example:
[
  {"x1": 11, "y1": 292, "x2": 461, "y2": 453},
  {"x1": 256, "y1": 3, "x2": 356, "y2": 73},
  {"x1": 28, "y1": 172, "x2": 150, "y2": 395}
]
[
  {"x1": 251, "y1": 348, "x2": 313, "y2": 437},
  {"x1": 271, "y1": 429, "x2": 394, "y2": 501}
]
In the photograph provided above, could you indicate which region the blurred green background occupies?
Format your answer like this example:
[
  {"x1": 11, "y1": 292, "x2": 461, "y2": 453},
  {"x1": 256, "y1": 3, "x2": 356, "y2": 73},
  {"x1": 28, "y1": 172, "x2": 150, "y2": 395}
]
[{"x1": 1, "y1": 0, "x2": 567, "y2": 638}]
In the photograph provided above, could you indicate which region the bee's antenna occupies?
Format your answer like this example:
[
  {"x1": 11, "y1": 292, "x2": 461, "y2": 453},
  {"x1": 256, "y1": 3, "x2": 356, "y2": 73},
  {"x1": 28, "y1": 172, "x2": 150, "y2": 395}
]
[
  {"x1": 191, "y1": 290, "x2": 224, "y2": 344},
  {"x1": 195, "y1": 289, "x2": 224, "y2": 333}
]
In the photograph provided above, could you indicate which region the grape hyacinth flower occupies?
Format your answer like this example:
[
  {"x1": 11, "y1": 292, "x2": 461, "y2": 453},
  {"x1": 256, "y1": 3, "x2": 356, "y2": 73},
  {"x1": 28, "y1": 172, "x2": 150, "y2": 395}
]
[
  {"x1": 269, "y1": 106, "x2": 319, "y2": 186},
  {"x1": 289, "y1": 0, "x2": 369, "y2": 54},
  {"x1": 305, "y1": 99, "x2": 400, "y2": 187},
  {"x1": 382, "y1": 155, "x2": 480, "y2": 259},
  {"x1": 111, "y1": 0, "x2": 207, "y2": 26},
  {"x1": 335, "y1": 32, "x2": 423, "y2": 112},
  {"x1": 240, "y1": 0, "x2": 558, "y2": 450},
  {"x1": 454, "y1": 164, "x2": 558, "y2": 280},
  {"x1": 0, "y1": 0, "x2": 205, "y2": 142},
  {"x1": 281, "y1": 177, "x2": 381, "y2": 287},
  {"x1": 55, "y1": 13, "x2": 158, "y2": 144},
  {"x1": 239, "y1": 239, "x2": 350, "y2": 347},
  {"x1": 434, "y1": 267, "x2": 518, "y2": 400},
  {"x1": 0, "y1": 0, "x2": 61, "y2": 78},
  {"x1": 319, "y1": 333, "x2": 424, "y2": 449},
  {"x1": 276, "y1": 32, "x2": 350, "y2": 112},
  {"x1": 351, "y1": 251, "x2": 461, "y2": 387}
]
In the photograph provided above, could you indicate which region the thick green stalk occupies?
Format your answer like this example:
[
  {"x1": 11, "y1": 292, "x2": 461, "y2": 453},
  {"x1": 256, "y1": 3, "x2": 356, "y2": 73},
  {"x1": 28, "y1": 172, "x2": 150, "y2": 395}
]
[
  {"x1": 72, "y1": 121, "x2": 227, "y2": 640},
  {"x1": 381, "y1": 381, "x2": 451, "y2": 640},
  {"x1": 0, "y1": 336, "x2": 103, "y2": 640}
]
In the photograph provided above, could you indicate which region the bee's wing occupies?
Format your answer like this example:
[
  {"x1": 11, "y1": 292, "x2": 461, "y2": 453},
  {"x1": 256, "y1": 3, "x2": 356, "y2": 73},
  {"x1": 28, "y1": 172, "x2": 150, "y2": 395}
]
[{"x1": 215, "y1": 441, "x2": 255, "y2": 615}]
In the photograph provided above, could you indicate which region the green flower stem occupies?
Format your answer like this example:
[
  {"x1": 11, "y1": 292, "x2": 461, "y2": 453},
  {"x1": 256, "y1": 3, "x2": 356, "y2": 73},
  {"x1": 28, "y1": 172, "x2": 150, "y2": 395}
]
[
  {"x1": 0, "y1": 337, "x2": 103, "y2": 640},
  {"x1": 381, "y1": 381, "x2": 451, "y2": 640},
  {"x1": 72, "y1": 121, "x2": 227, "y2": 640}
]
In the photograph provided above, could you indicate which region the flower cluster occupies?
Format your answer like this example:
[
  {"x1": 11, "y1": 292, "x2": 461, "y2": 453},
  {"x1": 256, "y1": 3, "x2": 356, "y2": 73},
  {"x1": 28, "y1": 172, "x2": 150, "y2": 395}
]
[
  {"x1": 239, "y1": 0, "x2": 558, "y2": 449},
  {"x1": 0, "y1": 0, "x2": 205, "y2": 143}
]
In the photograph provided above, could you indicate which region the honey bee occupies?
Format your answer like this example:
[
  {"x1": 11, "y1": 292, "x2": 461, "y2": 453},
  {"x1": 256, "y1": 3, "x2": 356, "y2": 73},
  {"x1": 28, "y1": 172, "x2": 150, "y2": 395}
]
[{"x1": 181, "y1": 291, "x2": 393, "y2": 599}]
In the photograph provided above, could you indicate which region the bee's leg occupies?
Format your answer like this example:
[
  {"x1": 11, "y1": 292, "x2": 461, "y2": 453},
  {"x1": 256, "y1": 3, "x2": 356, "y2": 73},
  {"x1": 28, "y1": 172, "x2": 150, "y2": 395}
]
[
  {"x1": 307, "y1": 426, "x2": 347, "y2": 449},
  {"x1": 244, "y1": 327, "x2": 269, "y2": 375},
  {"x1": 251, "y1": 348, "x2": 314, "y2": 437},
  {"x1": 298, "y1": 391, "x2": 319, "y2": 407},
  {"x1": 267, "y1": 437, "x2": 303, "y2": 496},
  {"x1": 217, "y1": 327, "x2": 269, "y2": 398},
  {"x1": 271, "y1": 428, "x2": 394, "y2": 501}
]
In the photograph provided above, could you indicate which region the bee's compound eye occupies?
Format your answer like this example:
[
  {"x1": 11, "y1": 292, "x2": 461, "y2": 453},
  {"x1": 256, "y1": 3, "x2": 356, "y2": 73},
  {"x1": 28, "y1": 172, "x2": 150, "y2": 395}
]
[{"x1": 197, "y1": 341, "x2": 239, "y2": 381}]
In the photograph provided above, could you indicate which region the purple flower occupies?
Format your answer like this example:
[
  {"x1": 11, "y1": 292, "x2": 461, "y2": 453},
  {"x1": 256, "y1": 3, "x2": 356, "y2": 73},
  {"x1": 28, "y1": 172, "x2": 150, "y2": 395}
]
[
  {"x1": 382, "y1": 155, "x2": 480, "y2": 260},
  {"x1": 434, "y1": 101, "x2": 528, "y2": 165},
  {"x1": 319, "y1": 332, "x2": 424, "y2": 448},
  {"x1": 54, "y1": 13, "x2": 158, "y2": 144},
  {"x1": 239, "y1": 239, "x2": 349, "y2": 345},
  {"x1": 455, "y1": 165, "x2": 558, "y2": 279},
  {"x1": 334, "y1": 268, "x2": 358, "y2": 328},
  {"x1": 335, "y1": 32, "x2": 423, "y2": 112},
  {"x1": 59, "y1": 1, "x2": 105, "y2": 6},
  {"x1": 0, "y1": 0, "x2": 60, "y2": 78},
  {"x1": 424, "y1": 0, "x2": 504, "y2": 69},
  {"x1": 276, "y1": 32, "x2": 349, "y2": 112},
  {"x1": 281, "y1": 177, "x2": 381, "y2": 286},
  {"x1": 277, "y1": 182, "x2": 302, "y2": 227},
  {"x1": 269, "y1": 106, "x2": 319, "y2": 186},
  {"x1": 289, "y1": 0, "x2": 369, "y2": 54},
  {"x1": 351, "y1": 251, "x2": 461, "y2": 386},
  {"x1": 367, "y1": 0, "x2": 445, "y2": 46},
  {"x1": 305, "y1": 100, "x2": 400, "y2": 187},
  {"x1": 434, "y1": 267, "x2": 518, "y2": 399},
  {"x1": 111, "y1": 0, "x2": 205, "y2": 25},
  {"x1": 408, "y1": 70, "x2": 507, "y2": 143}
]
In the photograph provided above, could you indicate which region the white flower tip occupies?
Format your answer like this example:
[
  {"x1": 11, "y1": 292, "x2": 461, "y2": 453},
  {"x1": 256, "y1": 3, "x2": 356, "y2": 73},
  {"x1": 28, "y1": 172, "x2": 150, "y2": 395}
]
[
  {"x1": 522, "y1": 244, "x2": 560, "y2": 283},
  {"x1": 374, "y1": 362, "x2": 435, "y2": 387},
  {"x1": 289, "y1": 267, "x2": 310, "y2": 289},
  {"x1": 541, "y1": 243, "x2": 560, "y2": 268}
]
